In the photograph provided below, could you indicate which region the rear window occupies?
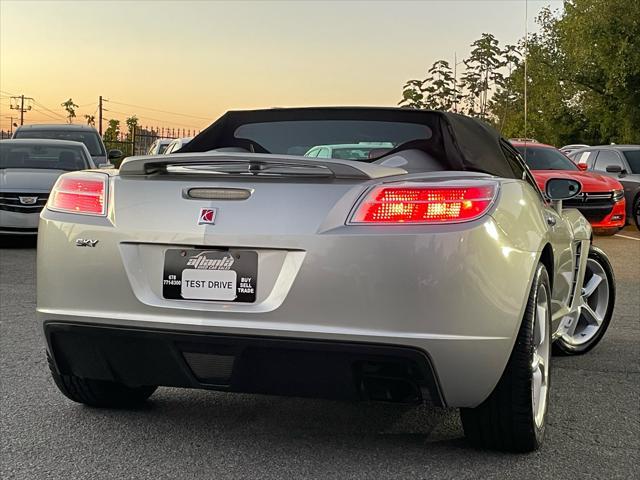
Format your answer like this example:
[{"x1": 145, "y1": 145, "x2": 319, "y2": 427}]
[
  {"x1": 623, "y1": 150, "x2": 640, "y2": 174},
  {"x1": 515, "y1": 146, "x2": 578, "y2": 171},
  {"x1": 14, "y1": 129, "x2": 105, "y2": 156},
  {"x1": 0, "y1": 143, "x2": 91, "y2": 170},
  {"x1": 234, "y1": 120, "x2": 433, "y2": 160}
]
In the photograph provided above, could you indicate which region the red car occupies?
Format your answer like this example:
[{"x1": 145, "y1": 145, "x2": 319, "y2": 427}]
[{"x1": 512, "y1": 142, "x2": 626, "y2": 235}]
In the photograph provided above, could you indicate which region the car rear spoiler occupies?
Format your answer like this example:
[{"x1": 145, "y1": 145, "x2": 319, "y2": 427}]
[{"x1": 118, "y1": 152, "x2": 406, "y2": 180}]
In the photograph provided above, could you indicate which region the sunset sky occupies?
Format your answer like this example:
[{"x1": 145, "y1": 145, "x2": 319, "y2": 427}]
[{"x1": 0, "y1": 0, "x2": 562, "y2": 132}]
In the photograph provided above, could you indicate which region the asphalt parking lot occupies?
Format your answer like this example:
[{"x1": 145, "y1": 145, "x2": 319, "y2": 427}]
[{"x1": 1, "y1": 227, "x2": 638, "y2": 480}]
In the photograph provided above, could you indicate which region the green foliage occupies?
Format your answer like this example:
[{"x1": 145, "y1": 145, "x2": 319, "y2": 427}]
[
  {"x1": 125, "y1": 115, "x2": 139, "y2": 141},
  {"x1": 104, "y1": 119, "x2": 120, "y2": 142},
  {"x1": 60, "y1": 98, "x2": 79, "y2": 124},
  {"x1": 400, "y1": 0, "x2": 640, "y2": 145},
  {"x1": 398, "y1": 60, "x2": 461, "y2": 111},
  {"x1": 461, "y1": 33, "x2": 506, "y2": 118},
  {"x1": 493, "y1": 0, "x2": 640, "y2": 144},
  {"x1": 84, "y1": 114, "x2": 95, "y2": 127}
]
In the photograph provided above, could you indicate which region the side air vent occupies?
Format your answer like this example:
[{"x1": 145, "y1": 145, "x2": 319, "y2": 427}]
[{"x1": 568, "y1": 241, "x2": 583, "y2": 306}]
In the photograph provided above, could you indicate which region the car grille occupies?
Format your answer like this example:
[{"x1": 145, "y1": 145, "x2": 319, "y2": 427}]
[
  {"x1": 564, "y1": 192, "x2": 615, "y2": 223},
  {"x1": 0, "y1": 192, "x2": 49, "y2": 214}
]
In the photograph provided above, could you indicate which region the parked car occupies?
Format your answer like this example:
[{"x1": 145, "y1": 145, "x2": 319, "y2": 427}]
[
  {"x1": 304, "y1": 142, "x2": 394, "y2": 160},
  {"x1": 568, "y1": 145, "x2": 640, "y2": 230},
  {"x1": 39, "y1": 107, "x2": 616, "y2": 452},
  {"x1": 163, "y1": 137, "x2": 193, "y2": 154},
  {"x1": 513, "y1": 142, "x2": 626, "y2": 235},
  {"x1": 12, "y1": 124, "x2": 121, "y2": 166},
  {"x1": 0, "y1": 139, "x2": 95, "y2": 234},
  {"x1": 560, "y1": 144, "x2": 590, "y2": 156},
  {"x1": 146, "y1": 138, "x2": 172, "y2": 155}
]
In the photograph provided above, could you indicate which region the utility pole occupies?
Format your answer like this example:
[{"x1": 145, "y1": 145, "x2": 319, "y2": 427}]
[
  {"x1": 4, "y1": 116, "x2": 17, "y2": 135},
  {"x1": 98, "y1": 95, "x2": 103, "y2": 135},
  {"x1": 10, "y1": 95, "x2": 34, "y2": 125}
]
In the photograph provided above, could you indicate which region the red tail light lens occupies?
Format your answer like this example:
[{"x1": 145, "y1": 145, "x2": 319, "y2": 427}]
[
  {"x1": 350, "y1": 182, "x2": 497, "y2": 224},
  {"x1": 48, "y1": 173, "x2": 108, "y2": 216}
]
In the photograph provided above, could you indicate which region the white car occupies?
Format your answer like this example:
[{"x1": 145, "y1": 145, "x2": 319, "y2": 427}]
[
  {"x1": 146, "y1": 139, "x2": 173, "y2": 155},
  {"x1": 560, "y1": 144, "x2": 590, "y2": 156},
  {"x1": 164, "y1": 137, "x2": 193, "y2": 154}
]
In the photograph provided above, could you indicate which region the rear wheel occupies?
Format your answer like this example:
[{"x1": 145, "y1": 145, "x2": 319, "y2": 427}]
[
  {"x1": 460, "y1": 263, "x2": 551, "y2": 452},
  {"x1": 47, "y1": 353, "x2": 156, "y2": 408},
  {"x1": 553, "y1": 245, "x2": 615, "y2": 355},
  {"x1": 634, "y1": 197, "x2": 640, "y2": 231}
]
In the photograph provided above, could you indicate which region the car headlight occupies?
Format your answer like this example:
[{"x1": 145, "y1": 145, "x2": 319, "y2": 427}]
[{"x1": 612, "y1": 189, "x2": 625, "y2": 202}]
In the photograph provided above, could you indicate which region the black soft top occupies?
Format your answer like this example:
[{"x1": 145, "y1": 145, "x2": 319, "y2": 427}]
[{"x1": 180, "y1": 107, "x2": 514, "y2": 178}]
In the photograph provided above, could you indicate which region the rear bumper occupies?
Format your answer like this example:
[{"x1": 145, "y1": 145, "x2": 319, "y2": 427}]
[
  {"x1": 45, "y1": 322, "x2": 443, "y2": 406},
  {"x1": 37, "y1": 184, "x2": 546, "y2": 407}
]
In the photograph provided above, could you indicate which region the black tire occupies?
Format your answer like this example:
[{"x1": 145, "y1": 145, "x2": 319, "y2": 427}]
[
  {"x1": 553, "y1": 245, "x2": 615, "y2": 355},
  {"x1": 634, "y1": 196, "x2": 640, "y2": 231},
  {"x1": 47, "y1": 353, "x2": 156, "y2": 408},
  {"x1": 460, "y1": 263, "x2": 551, "y2": 452}
]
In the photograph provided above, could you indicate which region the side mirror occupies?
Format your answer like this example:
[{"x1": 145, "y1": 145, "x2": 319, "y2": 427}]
[
  {"x1": 545, "y1": 178, "x2": 582, "y2": 201},
  {"x1": 605, "y1": 165, "x2": 624, "y2": 174},
  {"x1": 577, "y1": 163, "x2": 588, "y2": 171},
  {"x1": 108, "y1": 149, "x2": 123, "y2": 160}
]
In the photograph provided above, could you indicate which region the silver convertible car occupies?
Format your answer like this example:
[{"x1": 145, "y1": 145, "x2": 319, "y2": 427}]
[{"x1": 37, "y1": 108, "x2": 615, "y2": 452}]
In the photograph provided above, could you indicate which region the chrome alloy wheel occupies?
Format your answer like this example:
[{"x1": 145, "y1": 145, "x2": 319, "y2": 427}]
[
  {"x1": 532, "y1": 284, "x2": 550, "y2": 429},
  {"x1": 565, "y1": 258, "x2": 610, "y2": 346}
]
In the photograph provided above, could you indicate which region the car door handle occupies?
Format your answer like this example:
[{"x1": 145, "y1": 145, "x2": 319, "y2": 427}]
[{"x1": 546, "y1": 216, "x2": 557, "y2": 227}]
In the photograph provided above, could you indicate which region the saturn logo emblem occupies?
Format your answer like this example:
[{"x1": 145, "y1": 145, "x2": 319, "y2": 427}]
[{"x1": 198, "y1": 208, "x2": 217, "y2": 225}]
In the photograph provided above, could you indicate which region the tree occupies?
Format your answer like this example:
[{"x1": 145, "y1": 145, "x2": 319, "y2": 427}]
[
  {"x1": 398, "y1": 79, "x2": 427, "y2": 109},
  {"x1": 125, "y1": 115, "x2": 139, "y2": 141},
  {"x1": 459, "y1": 33, "x2": 505, "y2": 119},
  {"x1": 398, "y1": 60, "x2": 459, "y2": 111},
  {"x1": 84, "y1": 114, "x2": 95, "y2": 127},
  {"x1": 491, "y1": 0, "x2": 640, "y2": 144},
  {"x1": 61, "y1": 98, "x2": 79, "y2": 124},
  {"x1": 424, "y1": 60, "x2": 460, "y2": 111},
  {"x1": 103, "y1": 119, "x2": 120, "y2": 141}
]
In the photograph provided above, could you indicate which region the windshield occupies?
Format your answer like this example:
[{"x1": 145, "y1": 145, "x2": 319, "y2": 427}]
[
  {"x1": 14, "y1": 129, "x2": 106, "y2": 156},
  {"x1": 516, "y1": 146, "x2": 578, "y2": 171},
  {"x1": 234, "y1": 120, "x2": 433, "y2": 160},
  {"x1": 623, "y1": 150, "x2": 640, "y2": 174},
  {"x1": 0, "y1": 143, "x2": 91, "y2": 170}
]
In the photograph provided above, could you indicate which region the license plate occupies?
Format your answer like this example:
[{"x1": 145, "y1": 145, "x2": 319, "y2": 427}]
[{"x1": 163, "y1": 249, "x2": 257, "y2": 302}]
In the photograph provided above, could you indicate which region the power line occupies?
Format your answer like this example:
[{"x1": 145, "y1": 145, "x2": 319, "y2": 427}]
[
  {"x1": 31, "y1": 107, "x2": 63, "y2": 121},
  {"x1": 104, "y1": 108, "x2": 202, "y2": 129},
  {"x1": 108, "y1": 100, "x2": 211, "y2": 121},
  {"x1": 32, "y1": 100, "x2": 66, "y2": 119}
]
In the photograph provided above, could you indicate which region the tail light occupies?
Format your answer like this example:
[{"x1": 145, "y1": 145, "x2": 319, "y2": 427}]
[
  {"x1": 350, "y1": 182, "x2": 497, "y2": 224},
  {"x1": 48, "y1": 172, "x2": 108, "y2": 216}
]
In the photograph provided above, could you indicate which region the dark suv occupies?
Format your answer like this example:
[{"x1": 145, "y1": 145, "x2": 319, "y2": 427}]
[{"x1": 569, "y1": 145, "x2": 640, "y2": 229}]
